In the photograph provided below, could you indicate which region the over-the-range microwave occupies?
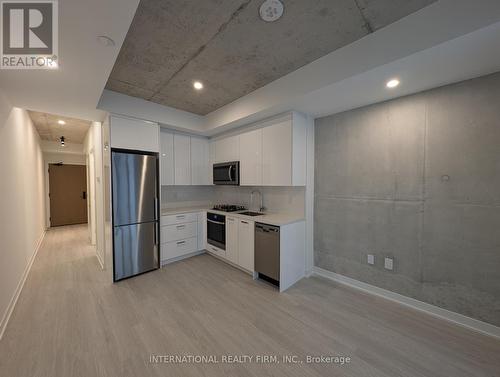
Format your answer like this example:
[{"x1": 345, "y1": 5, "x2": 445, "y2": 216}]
[{"x1": 213, "y1": 161, "x2": 239, "y2": 185}]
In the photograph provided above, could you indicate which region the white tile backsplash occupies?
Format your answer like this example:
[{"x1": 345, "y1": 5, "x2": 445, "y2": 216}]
[
  {"x1": 161, "y1": 185, "x2": 305, "y2": 215},
  {"x1": 214, "y1": 186, "x2": 305, "y2": 215},
  {"x1": 161, "y1": 186, "x2": 215, "y2": 209}
]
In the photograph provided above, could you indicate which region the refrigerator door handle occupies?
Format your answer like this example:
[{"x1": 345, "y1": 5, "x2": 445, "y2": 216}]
[
  {"x1": 154, "y1": 197, "x2": 158, "y2": 221},
  {"x1": 154, "y1": 224, "x2": 158, "y2": 245}
]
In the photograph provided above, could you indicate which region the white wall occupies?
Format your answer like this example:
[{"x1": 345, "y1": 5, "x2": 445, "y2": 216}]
[
  {"x1": 84, "y1": 122, "x2": 105, "y2": 268},
  {"x1": 41, "y1": 140, "x2": 84, "y2": 155},
  {"x1": 44, "y1": 152, "x2": 86, "y2": 165},
  {"x1": 0, "y1": 91, "x2": 46, "y2": 339}
]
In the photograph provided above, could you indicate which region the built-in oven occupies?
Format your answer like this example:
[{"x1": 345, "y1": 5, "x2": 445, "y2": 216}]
[
  {"x1": 207, "y1": 212, "x2": 226, "y2": 250},
  {"x1": 213, "y1": 161, "x2": 239, "y2": 185}
]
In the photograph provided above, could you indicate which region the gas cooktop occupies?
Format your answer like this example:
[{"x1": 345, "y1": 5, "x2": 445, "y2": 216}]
[{"x1": 212, "y1": 204, "x2": 247, "y2": 213}]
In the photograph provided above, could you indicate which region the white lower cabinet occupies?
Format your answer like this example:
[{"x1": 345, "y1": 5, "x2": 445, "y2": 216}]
[
  {"x1": 238, "y1": 219, "x2": 254, "y2": 271},
  {"x1": 161, "y1": 212, "x2": 198, "y2": 226},
  {"x1": 225, "y1": 217, "x2": 239, "y2": 264},
  {"x1": 162, "y1": 237, "x2": 197, "y2": 261},
  {"x1": 222, "y1": 216, "x2": 254, "y2": 272},
  {"x1": 161, "y1": 222, "x2": 197, "y2": 242},
  {"x1": 160, "y1": 212, "x2": 204, "y2": 264}
]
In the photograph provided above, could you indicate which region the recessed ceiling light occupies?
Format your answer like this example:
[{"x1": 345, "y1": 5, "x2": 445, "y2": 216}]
[
  {"x1": 259, "y1": 0, "x2": 284, "y2": 22},
  {"x1": 386, "y1": 79, "x2": 400, "y2": 89},
  {"x1": 97, "y1": 35, "x2": 115, "y2": 47},
  {"x1": 193, "y1": 81, "x2": 204, "y2": 90},
  {"x1": 58, "y1": 120, "x2": 66, "y2": 125}
]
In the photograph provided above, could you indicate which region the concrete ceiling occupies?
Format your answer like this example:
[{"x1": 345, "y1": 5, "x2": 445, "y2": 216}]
[
  {"x1": 106, "y1": 0, "x2": 436, "y2": 115},
  {"x1": 28, "y1": 111, "x2": 91, "y2": 144},
  {"x1": 99, "y1": 1, "x2": 500, "y2": 136}
]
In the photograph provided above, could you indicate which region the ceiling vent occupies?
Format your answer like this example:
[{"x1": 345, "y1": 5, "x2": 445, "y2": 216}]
[{"x1": 259, "y1": 0, "x2": 284, "y2": 22}]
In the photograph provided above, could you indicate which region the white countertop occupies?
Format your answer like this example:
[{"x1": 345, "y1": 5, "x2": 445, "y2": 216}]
[{"x1": 161, "y1": 206, "x2": 304, "y2": 226}]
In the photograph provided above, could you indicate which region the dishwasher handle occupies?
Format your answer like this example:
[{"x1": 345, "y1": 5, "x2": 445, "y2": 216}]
[{"x1": 255, "y1": 223, "x2": 280, "y2": 233}]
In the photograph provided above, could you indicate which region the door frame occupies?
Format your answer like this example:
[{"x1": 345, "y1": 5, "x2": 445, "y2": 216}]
[{"x1": 88, "y1": 149, "x2": 97, "y2": 246}]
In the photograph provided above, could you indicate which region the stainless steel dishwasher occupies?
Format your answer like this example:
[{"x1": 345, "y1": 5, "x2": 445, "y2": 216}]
[{"x1": 255, "y1": 223, "x2": 280, "y2": 285}]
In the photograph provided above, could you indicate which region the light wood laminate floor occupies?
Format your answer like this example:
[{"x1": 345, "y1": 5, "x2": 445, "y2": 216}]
[{"x1": 1, "y1": 225, "x2": 499, "y2": 377}]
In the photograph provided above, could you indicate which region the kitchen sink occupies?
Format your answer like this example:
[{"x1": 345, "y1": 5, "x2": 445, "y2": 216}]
[{"x1": 239, "y1": 211, "x2": 264, "y2": 217}]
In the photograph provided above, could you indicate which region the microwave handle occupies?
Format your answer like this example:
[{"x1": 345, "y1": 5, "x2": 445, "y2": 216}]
[{"x1": 228, "y1": 166, "x2": 232, "y2": 181}]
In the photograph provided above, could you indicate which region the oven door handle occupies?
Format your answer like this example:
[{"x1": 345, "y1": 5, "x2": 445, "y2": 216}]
[
  {"x1": 207, "y1": 219, "x2": 225, "y2": 225},
  {"x1": 228, "y1": 166, "x2": 232, "y2": 181}
]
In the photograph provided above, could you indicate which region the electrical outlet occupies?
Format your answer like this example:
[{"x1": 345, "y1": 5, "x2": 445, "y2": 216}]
[
  {"x1": 384, "y1": 257, "x2": 394, "y2": 271},
  {"x1": 367, "y1": 254, "x2": 375, "y2": 265}
]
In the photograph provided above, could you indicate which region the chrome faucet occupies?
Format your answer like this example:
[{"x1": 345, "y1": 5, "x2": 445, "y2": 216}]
[{"x1": 250, "y1": 189, "x2": 265, "y2": 212}]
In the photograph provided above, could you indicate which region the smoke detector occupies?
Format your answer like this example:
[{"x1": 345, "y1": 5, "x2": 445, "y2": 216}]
[
  {"x1": 97, "y1": 35, "x2": 115, "y2": 47},
  {"x1": 259, "y1": 0, "x2": 284, "y2": 22}
]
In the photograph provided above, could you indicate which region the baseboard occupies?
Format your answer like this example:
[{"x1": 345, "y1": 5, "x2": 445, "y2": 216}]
[
  {"x1": 160, "y1": 250, "x2": 205, "y2": 266},
  {"x1": 312, "y1": 267, "x2": 500, "y2": 340},
  {"x1": 95, "y1": 250, "x2": 104, "y2": 269},
  {"x1": 0, "y1": 230, "x2": 46, "y2": 340},
  {"x1": 206, "y1": 251, "x2": 253, "y2": 276}
]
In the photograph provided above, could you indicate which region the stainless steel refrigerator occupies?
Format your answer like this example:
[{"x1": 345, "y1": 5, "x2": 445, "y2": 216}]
[{"x1": 112, "y1": 150, "x2": 159, "y2": 281}]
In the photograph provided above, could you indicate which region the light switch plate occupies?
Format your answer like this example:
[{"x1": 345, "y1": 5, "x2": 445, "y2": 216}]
[
  {"x1": 367, "y1": 254, "x2": 375, "y2": 265},
  {"x1": 384, "y1": 257, "x2": 394, "y2": 270}
]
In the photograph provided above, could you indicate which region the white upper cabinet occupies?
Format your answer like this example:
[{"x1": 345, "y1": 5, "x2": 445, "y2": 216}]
[
  {"x1": 191, "y1": 137, "x2": 211, "y2": 185},
  {"x1": 262, "y1": 116, "x2": 306, "y2": 186},
  {"x1": 158, "y1": 113, "x2": 307, "y2": 187},
  {"x1": 239, "y1": 129, "x2": 263, "y2": 186},
  {"x1": 262, "y1": 120, "x2": 292, "y2": 186},
  {"x1": 110, "y1": 116, "x2": 159, "y2": 152},
  {"x1": 173, "y1": 134, "x2": 191, "y2": 185},
  {"x1": 215, "y1": 135, "x2": 240, "y2": 163},
  {"x1": 160, "y1": 130, "x2": 174, "y2": 186},
  {"x1": 159, "y1": 132, "x2": 211, "y2": 186}
]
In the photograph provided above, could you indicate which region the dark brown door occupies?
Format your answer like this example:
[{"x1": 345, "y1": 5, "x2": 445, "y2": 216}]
[{"x1": 49, "y1": 164, "x2": 88, "y2": 227}]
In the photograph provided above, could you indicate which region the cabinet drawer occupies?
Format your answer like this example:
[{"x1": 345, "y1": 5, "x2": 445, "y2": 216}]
[
  {"x1": 161, "y1": 212, "x2": 198, "y2": 226},
  {"x1": 161, "y1": 222, "x2": 197, "y2": 242},
  {"x1": 161, "y1": 237, "x2": 197, "y2": 261}
]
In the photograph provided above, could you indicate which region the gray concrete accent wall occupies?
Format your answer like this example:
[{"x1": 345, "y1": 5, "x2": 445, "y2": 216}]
[{"x1": 314, "y1": 72, "x2": 500, "y2": 327}]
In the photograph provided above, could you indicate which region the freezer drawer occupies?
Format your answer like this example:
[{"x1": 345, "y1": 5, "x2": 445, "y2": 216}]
[{"x1": 114, "y1": 222, "x2": 159, "y2": 281}]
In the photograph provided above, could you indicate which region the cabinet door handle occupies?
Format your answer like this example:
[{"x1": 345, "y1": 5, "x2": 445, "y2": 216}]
[
  {"x1": 177, "y1": 241, "x2": 186, "y2": 246},
  {"x1": 176, "y1": 225, "x2": 186, "y2": 229},
  {"x1": 176, "y1": 215, "x2": 186, "y2": 219},
  {"x1": 241, "y1": 221, "x2": 248, "y2": 224}
]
